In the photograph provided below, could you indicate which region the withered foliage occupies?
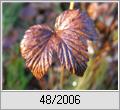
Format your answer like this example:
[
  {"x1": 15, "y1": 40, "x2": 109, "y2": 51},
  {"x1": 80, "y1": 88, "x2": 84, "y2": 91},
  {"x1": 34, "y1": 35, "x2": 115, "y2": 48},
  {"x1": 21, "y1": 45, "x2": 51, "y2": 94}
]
[{"x1": 20, "y1": 9, "x2": 97, "y2": 79}]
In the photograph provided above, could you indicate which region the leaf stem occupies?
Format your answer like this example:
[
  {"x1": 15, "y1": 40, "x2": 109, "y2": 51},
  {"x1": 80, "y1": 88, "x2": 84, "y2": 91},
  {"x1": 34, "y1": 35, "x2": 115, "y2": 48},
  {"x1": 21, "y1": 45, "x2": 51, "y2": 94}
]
[
  {"x1": 60, "y1": 1, "x2": 74, "y2": 89},
  {"x1": 69, "y1": 1, "x2": 75, "y2": 10},
  {"x1": 60, "y1": 1, "x2": 75, "y2": 89},
  {"x1": 60, "y1": 65, "x2": 64, "y2": 89}
]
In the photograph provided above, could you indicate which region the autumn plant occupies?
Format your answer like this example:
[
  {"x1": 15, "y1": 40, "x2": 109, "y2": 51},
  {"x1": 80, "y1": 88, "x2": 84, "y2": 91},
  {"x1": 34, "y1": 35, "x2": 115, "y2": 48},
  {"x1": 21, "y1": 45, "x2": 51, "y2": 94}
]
[{"x1": 20, "y1": 2, "x2": 97, "y2": 80}]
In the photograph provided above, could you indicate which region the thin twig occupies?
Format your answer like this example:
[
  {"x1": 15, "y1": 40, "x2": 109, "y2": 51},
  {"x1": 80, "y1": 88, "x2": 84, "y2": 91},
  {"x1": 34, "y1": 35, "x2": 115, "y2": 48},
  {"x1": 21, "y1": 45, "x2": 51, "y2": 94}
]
[{"x1": 60, "y1": 65, "x2": 64, "y2": 89}]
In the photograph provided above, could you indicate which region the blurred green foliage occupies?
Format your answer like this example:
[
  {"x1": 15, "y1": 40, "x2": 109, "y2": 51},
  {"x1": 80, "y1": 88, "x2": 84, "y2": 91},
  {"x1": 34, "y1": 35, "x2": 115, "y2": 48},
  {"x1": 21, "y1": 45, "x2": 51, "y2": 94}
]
[
  {"x1": 76, "y1": 58, "x2": 109, "y2": 90},
  {"x1": 3, "y1": 3, "x2": 23, "y2": 36},
  {"x1": 3, "y1": 3, "x2": 32, "y2": 90},
  {"x1": 5, "y1": 57, "x2": 31, "y2": 89}
]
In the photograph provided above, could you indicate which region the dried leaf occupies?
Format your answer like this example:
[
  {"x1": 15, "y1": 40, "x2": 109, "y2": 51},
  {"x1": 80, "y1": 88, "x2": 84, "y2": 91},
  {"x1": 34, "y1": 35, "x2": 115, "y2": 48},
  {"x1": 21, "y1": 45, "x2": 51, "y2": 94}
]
[
  {"x1": 20, "y1": 9, "x2": 97, "y2": 79},
  {"x1": 55, "y1": 9, "x2": 97, "y2": 76},
  {"x1": 20, "y1": 25, "x2": 54, "y2": 79},
  {"x1": 55, "y1": 9, "x2": 97, "y2": 41}
]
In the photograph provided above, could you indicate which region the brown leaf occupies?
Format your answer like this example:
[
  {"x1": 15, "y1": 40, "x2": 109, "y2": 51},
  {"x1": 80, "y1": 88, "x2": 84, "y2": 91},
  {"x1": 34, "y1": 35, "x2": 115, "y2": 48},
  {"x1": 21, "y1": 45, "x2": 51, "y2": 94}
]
[
  {"x1": 55, "y1": 9, "x2": 97, "y2": 76},
  {"x1": 20, "y1": 25, "x2": 54, "y2": 79},
  {"x1": 20, "y1": 9, "x2": 97, "y2": 79},
  {"x1": 55, "y1": 9, "x2": 97, "y2": 41}
]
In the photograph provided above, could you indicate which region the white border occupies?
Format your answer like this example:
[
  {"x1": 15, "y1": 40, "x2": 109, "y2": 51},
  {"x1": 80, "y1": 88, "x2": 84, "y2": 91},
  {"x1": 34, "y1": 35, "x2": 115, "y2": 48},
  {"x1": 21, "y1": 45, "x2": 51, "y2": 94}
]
[
  {"x1": 1, "y1": 0, "x2": 119, "y2": 3},
  {"x1": 118, "y1": 0, "x2": 119, "y2": 92},
  {"x1": 0, "y1": 0, "x2": 119, "y2": 92},
  {"x1": 0, "y1": 2, "x2": 2, "y2": 109}
]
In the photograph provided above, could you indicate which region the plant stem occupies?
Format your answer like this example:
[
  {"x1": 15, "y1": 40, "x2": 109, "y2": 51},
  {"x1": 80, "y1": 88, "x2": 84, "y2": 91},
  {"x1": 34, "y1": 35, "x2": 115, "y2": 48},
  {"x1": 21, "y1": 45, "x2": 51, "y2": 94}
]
[
  {"x1": 60, "y1": 1, "x2": 75, "y2": 89},
  {"x1": 60, "y1": 65, "x2": 64, "y2": 89},
  {"x1": 49, "y1": 67, "x2": 54, "y2": 89},
  {"x1": 69, "y1": 1, "x2": 75, "y2": 10}
]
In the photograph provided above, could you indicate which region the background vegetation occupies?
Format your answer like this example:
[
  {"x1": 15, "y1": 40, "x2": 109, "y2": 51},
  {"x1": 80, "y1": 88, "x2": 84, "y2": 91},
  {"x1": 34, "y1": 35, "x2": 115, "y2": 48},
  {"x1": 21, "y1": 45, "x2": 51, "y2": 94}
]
[{"x1": 2, "y1": 2, "x2": 118, "y2": 90}]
